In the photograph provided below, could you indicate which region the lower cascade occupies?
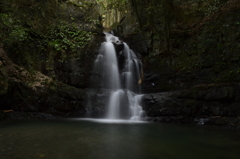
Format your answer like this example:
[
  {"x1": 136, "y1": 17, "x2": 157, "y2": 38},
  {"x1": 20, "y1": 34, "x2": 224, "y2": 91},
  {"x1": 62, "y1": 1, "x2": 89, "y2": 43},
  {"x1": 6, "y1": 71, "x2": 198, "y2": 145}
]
[{"x1": 90, "y1": 33, "x2": 146, "y2": 121}]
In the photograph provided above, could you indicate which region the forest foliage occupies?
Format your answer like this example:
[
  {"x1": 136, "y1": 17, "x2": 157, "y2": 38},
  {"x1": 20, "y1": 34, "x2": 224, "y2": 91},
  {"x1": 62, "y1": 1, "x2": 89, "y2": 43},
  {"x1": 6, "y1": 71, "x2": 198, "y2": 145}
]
[{"x1": 0, "y1": 0, "x2": 100, "y2": 71}]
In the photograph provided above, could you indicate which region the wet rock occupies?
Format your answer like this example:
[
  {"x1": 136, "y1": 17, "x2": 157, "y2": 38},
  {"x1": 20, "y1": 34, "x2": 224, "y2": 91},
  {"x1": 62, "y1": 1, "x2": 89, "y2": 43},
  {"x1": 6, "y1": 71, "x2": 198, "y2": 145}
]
[
  {"x1": 142, "y1": 84, "x2": 240, "y2": 128},
  {"x1": 86, "y1": 89, "x2": 111, "y2": 118},
  {"x1": 0, "y1": 62, "x2": 10, "y2": 110},
  {"x1": 146, "y1": 116, "x2": 193, "y2": 124},
  {"x1": 117, "y1": 51, "x2": 127, "y2": 71},
  {"x1": 204, "y1": 87, "x2": 235, "y2": 101},
  {"x1": 112, "y1": 41, "x2": 124, "y2": 54},
  {"x1": 144, "y1": 73, "x2": 160, "y2": 83},
  {"x1": 0, "y1": 78, "x2": 88, "y2": 118},
  {"x1": 204, "y1": 117, "x2": 240, "y2": 129},
  {"x1": 0, "y1": 111, "x2": 60, "y2": 120},
  {"x1": 87, "y1": 89, "x2": 130, "y2": 119},
  {"x1": 111, "y1": 41, "x2": 126, "y2": 71}
]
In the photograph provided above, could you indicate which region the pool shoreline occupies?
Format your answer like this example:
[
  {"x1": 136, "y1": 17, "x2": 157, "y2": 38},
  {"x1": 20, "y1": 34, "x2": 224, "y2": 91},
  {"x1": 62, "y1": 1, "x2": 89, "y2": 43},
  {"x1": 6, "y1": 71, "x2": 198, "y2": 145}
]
[{"x1": 1, "y1": 111, "x2": 240, "y2": 130}]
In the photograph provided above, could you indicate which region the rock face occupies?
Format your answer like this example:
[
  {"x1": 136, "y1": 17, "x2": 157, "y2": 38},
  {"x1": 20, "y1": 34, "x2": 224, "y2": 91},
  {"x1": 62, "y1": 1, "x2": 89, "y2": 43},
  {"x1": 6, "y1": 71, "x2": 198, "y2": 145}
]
[
  {"x1": 9, "y1": 81, "x2": 87, "y2": 117},
  {"x1": 86, "y1": 89, "x2": 111, "y2": 118},
  {"x1": 114, "y1": 0, "x2": 240, "y2": 93},
  {"x1": 0, "y1": 46, "x2": 87, "y2": 119},
  {"x1": 142, "y1": 84, "x2": 240, "y2": 128}
]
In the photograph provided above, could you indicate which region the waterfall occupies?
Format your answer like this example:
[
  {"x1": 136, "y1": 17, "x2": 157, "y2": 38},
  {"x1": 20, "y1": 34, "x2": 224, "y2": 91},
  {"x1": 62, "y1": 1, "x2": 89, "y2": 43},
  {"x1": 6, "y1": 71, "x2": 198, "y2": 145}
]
[
  {"x1": 91, "y1": 33, "x2": 145, "y2": 120},
  {"x1": 103, "y1": 42, "x2": 121, "y2": 90}
]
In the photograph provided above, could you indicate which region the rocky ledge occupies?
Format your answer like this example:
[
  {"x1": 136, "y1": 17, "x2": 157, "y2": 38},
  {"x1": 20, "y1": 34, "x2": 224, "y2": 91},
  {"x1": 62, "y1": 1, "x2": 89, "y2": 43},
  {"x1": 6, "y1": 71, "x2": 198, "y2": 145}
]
[
  {"x1": 142, "y1": 84, "x2": 240, "y2": 129},
  {"x1": 0, "y1": 45, "x2": 88, "y2": 119}
]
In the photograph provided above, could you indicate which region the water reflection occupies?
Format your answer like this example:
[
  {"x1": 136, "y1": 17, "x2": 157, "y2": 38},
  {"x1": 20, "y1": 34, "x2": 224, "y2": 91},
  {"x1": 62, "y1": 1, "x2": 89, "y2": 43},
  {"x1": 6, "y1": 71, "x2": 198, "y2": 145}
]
[
  {"x1": 71, "y1": 118, "x2": 148, "y2": 124},
  {"x1": 0, "y1": 119, "x2": 239, "y2": 159}
]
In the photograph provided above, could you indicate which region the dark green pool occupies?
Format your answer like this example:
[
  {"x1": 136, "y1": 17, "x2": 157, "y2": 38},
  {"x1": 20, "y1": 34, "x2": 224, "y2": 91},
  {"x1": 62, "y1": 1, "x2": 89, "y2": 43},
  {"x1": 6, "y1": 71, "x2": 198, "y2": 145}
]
[{"x1": 0, "y1": 119, "x2": 239, "y2": 159}]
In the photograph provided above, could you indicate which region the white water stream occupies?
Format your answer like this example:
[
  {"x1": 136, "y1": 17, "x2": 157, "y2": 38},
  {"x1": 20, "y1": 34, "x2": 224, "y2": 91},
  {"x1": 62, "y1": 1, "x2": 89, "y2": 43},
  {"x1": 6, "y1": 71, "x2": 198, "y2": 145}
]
[{"x1": 93, "y1": 33, "x2": 145, "y2": 120}]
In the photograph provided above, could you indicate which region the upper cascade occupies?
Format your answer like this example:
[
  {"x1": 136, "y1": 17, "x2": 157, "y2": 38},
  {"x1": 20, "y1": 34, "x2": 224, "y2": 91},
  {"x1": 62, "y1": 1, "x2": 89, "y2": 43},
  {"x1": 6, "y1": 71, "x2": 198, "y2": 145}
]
[
  {"x1": 105, "y1": 33, "x2": 120, "y2": 43},
  {"x1": 91, "y1": 33, "x2": 145, "y2": 120}
]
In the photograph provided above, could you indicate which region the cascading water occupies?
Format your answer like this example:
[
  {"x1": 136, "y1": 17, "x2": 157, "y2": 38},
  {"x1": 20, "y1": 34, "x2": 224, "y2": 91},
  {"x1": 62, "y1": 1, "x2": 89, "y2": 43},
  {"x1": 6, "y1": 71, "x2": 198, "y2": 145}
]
[{"x1": 91, "y1": 33, "x2": 145, "y2": 121}]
